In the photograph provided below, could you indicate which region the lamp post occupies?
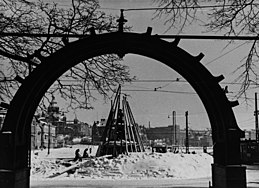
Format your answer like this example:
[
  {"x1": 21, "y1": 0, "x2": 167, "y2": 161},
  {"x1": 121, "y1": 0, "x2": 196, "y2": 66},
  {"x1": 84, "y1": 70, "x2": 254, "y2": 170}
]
[
  {"x1": 185, "y1": 111, "x2": 189, "y2": 153},
  {"x1": 255, "y1": 92, "x2": 258, "y2": 141},
  {"x1": 48, "y1": 121, "x2": 51, "y2": 155},
  {"x1": 171, "y1": 111, "x2": 174, "y2": 145},
  {"x1": 168, "y1": 111, "x2": 177, "y2": 145},
  {"x1": 173, "y1": 111, "x2": 177, "y2": 145}
]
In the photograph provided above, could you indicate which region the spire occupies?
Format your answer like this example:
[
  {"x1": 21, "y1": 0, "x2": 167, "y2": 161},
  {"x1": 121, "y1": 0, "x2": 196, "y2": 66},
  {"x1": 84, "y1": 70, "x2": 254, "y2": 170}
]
[
  {"x1": 47, "y1": 95, "x2": 59, "y2": 119},
  {"x1": 74, "y1": 113, "x2": 78, "y2": 124}
]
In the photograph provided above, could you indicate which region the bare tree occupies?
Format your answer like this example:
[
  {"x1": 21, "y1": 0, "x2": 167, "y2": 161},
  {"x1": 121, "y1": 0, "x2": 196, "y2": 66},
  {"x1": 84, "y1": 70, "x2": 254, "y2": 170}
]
[
  {"x1": 205, "y1": 0, "x2": 259, "y2": 98},
  {"x1": 0, "y1": 0, "x2": 133, "y2": 112},
  {"x1": 153, "y1": 0, "x2": 259, "y2": 99},
  {"x1": 153, "y1": 0, "x2": 201, "y2": 33}
]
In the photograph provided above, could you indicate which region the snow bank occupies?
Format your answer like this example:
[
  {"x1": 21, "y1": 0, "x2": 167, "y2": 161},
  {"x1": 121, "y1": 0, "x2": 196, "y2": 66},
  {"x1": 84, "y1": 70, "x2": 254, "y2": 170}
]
[
  {"x1": 118, "y1": 152, "x2": 212, "y2": 179},
  {"x1": 31, "y1": 154, "x2": 66, "y2": 178},
  {"x1": 31, "y1": 149, "x2": 213, "y2": 180}
]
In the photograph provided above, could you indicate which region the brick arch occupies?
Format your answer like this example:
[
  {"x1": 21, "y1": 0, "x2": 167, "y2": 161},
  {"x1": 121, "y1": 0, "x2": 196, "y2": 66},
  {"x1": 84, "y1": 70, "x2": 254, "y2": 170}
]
[{"x1": 0, "y1": 32, "x2": 245, "y2": 187}]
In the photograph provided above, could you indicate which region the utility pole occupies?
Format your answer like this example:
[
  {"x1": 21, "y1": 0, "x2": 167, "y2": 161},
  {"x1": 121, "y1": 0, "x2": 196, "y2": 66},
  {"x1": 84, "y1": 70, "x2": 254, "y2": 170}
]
[
  {"x1": 169, "y1": 111, "x2": 177, "y2": 145},
  {"x1": 255, "y1": 92, "x2": 259, "y2": 141},
  {"x1": 173, "y1": 111, "x2": 177, "y2": 145},
  {"x1": 48, "y1": 122, "x2": 50, "y2": 155},
  {"x1": 171, "y1": 111, "x2": 174, "y2": 145},
  {"x1": 185, "y1": 111, "x2": 189, "y2": 153},
  {"x1": 47, "y1": 111, "x2": 53, "y2": 155}
]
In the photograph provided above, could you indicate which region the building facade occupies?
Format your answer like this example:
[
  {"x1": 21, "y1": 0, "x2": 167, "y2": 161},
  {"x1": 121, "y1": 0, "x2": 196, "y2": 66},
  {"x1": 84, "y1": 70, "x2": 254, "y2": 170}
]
[
  {"x1": 242, "y1": 129, "x2": 257, "y2": 140},
  {"x1": 146, "y1": 125, "x2": 180, "y2": 145},
  {"x1": 31, "y1": 117, "x2": 57, "y2": 149},
  {"x1": 146, "y1": 125, "x2": 213, "y2": 147},
  {"x1": 92, "y1": 119, "x2": 107, "y2": 144}
]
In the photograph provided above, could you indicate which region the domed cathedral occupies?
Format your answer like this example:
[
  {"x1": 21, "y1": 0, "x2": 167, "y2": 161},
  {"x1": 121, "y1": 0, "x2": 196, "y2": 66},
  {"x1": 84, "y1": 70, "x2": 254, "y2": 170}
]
[{"x1": 31, "y1": 96, "x2": 92, "y2": 148}]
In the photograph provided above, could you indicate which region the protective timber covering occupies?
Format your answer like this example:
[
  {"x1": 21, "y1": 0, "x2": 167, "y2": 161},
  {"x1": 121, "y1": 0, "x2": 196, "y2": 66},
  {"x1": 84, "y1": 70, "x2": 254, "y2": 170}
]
[{"x1": 96, "y1": 86, "x2": 145, "y2": 157}]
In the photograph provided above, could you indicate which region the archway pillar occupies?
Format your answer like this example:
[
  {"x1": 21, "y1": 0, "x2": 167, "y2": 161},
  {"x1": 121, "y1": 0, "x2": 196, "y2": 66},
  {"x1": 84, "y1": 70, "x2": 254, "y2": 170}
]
[
  {"x1": 0, "y1": 168, "x2": 30, "y2": 188},
  {"x1": 212, "y1": 128, "x2": 246, "y2": 188},
  {"x1": 0, "y1": 129, "x2": 30, "y2": 187},
  {"x1": 0, "y1": 131, "x2": 14, "y2": 169},
  {"x1": 212, "y1": 165, "x2": 246, "y2": 188}
]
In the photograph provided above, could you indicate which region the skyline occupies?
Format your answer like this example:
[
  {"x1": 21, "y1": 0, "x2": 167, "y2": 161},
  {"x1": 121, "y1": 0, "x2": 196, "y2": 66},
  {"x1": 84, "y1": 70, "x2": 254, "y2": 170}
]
[{"x1": 59, "y1": 0, "x2": 256, "y2": 131}]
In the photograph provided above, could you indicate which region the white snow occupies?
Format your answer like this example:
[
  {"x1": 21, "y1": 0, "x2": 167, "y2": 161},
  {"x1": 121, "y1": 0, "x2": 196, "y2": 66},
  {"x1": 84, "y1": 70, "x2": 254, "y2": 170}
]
[{"x1": 30, "y1": 145, "x2": 213, "y2": 181}]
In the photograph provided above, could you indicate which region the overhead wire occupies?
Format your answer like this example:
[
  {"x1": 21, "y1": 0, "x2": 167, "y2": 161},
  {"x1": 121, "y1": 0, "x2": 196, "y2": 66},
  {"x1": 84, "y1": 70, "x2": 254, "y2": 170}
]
[
  {"x1": 3, "y1": 77, "x2": 257, "y2": 100},
  {"x1": 48, "y1": 3, "x2": 254, "y2": 9},
  {"x1": 2, "y1": 2, "x2": 259, "y2": 41},
  {"x1": 47, "y1": 84, "x2": 255, "y2": 99},
  {"x1": 48, "y1": 85, "x2": 197, "y2": 95},
  {"x1": 2, "y1": 33, "x2": 259, "y2": 40},
  {"x1": 41, "y1": 0, "x2": 259, "y2": 10},
  {"x1": 56, "y1": 79, "x2": 259, "y2": 86},
  {"x1": 99, "y1": 3, "x2": 259, "y2": 11},
  {"x1": 205, "y1": 41, "x2": 248, "y2": 65},
  {"x1": 122, "y1": 89, "x2": 196, "y2": 95}
]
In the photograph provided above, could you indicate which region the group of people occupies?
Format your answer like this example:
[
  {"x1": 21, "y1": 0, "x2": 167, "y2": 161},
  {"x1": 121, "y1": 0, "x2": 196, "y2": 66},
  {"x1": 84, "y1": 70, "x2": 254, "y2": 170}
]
[{"x1": 73, "y1": 147, "x2": 92, "y2": 162}]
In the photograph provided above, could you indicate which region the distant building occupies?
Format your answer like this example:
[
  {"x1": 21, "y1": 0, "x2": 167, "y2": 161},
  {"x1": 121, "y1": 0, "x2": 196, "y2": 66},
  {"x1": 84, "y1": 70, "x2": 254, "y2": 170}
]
[
  {"x1": 31, "y1": 96, "x2": 92, "y2": 148},
  {"x1": 92, "y1": 119, "x2": 106, "y2": 144},
  {"x1": 179, "y1": 129, "x2": 212, "y2": 147},
  {"x1": 31, "y1": 117, "x2": 57, "y2": 149},
  {"x1": 242, "y1": 129, "x2": 256, "y2": 140},
  {"x1": 66, "y1": 118, "x2": 91, "y2": 138},
  {"x1": 55, "y1": 112, "x2": 67, "y2": 136},
  {"x1": 138, "y1": 124, "x2": 149, "y2": 146},
  {"x1": 146, "y1": 125, "x2": 180, "y2": 145},
  {"x1": 146, "y1": 125, "x2": 212, "y2": 147}
]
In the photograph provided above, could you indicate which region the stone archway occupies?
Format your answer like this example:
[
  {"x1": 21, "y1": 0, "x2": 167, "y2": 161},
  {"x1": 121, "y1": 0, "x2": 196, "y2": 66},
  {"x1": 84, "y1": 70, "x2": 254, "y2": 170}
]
[{"x1": 0, "y1": 31, "x2": 246, "y2": 188}]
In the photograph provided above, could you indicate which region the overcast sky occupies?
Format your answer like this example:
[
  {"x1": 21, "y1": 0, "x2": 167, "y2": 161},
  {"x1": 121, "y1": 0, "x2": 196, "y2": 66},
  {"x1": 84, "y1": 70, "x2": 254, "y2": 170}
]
[{"x1": 52, "y1": 0, "x2": 257, "y2": 131}]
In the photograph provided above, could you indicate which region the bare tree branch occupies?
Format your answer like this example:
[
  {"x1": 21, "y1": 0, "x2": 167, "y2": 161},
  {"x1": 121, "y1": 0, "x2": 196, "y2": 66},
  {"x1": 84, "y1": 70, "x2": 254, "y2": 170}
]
[
  {"x1": 0, "y1": 0, "x2": 133, "y2": 112},
  {"x1": 153, "y1": 0, "x2": 259, "y2": 101},
  {"x1": 152, "y1": 0, "x2": 201, "y2": 33}
]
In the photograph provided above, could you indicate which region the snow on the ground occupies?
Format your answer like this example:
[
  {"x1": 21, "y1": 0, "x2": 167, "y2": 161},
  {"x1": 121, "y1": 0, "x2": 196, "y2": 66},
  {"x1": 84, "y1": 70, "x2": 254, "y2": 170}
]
[
  {"x1": 32, "y1": 144, "x2": 98, "y2": 159},
  {"x1": 30, "y1": 145, "x2": 213, "y2": 181}
]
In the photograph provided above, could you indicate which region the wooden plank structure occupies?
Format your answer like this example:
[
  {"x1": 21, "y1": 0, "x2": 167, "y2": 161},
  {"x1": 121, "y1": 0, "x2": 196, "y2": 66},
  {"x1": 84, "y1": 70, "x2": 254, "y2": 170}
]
[{"x1": 96, "y1": 85, "x2": 145, "y2": 157}]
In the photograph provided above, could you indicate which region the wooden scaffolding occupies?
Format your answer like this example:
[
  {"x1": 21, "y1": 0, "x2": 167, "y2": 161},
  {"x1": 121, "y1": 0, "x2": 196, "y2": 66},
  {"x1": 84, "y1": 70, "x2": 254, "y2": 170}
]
[{"x1": 96, "y1": 86, "x2": 145, "y2": 157}]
